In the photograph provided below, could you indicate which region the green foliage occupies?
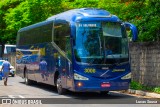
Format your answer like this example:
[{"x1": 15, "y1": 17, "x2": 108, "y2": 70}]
[
  {"x1": 154, "y1": 87, "x2": 160, "y2": 94},
  {"x1": 0, "y1": 0, "x2": 22, "y2": 44},
  {"x1": 130, "y1": 81, "x2": 160, "y2": 94},
  {"x1": 61, "y1": 0, "x2": 98, "y2": 10},
  {"x1": 137, "y1": 0, "x2": 160, "y2": 41},
  {"x1": 3, "y1": 0, "x2": 63, "y2": 44},
  {"x1": 98, "y1": 0, "x2": 123, "y2": 16},
  {"x1": 0, "y1": 0, "x2": 160, "y2": 44},
  {"x1": 130, "y1": 81, "x2": 143, "y2": 90}
]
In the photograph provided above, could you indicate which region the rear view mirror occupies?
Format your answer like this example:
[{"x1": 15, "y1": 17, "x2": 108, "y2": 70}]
[{"x1": 124, "y1": 22, "x2": 138, "y2": 41}]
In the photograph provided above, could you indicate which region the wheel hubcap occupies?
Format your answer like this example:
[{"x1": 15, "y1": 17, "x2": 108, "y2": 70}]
[
  {"x1": 57, "y1": 77, "x2": 62, "y2": 92},
  {"x1": 25, "y1": 76, "x2": 28, "y2": 83}
]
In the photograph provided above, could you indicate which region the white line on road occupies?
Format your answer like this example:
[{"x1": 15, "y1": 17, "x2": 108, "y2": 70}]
[{"x1": 8, "y1": 95, "x2": 25, "y2": 98}]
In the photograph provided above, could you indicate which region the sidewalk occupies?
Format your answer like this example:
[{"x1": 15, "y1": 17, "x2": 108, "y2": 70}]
[{"x1": 122, "y1": 89, "x2": 160, "y2": 98}]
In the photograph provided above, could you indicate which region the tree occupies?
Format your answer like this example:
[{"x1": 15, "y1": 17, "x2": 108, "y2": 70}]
[
  {"x1": 0, "y1": 0, "x2": 160, "y2": 53},
  {"x1": 0, "y1": 0, "x2": 22, "y2": 57},
  {"x1": 4, "y1": 0, "x2": 63, "y2": 46},
  {"x1": 136, "y1": 0, "x2": 160, "y2": 41},
  {"x1": 61, "y1": 0, "x2": 98, "y2": 10}
]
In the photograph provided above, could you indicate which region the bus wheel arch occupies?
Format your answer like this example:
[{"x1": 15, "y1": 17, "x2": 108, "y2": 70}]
[{"x1": 54, "y1": 71, "x2": 59, "y2": 86}]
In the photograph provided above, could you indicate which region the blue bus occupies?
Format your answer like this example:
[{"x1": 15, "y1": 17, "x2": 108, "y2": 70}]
[{"x1": 16, "y1": 8, "x2": 138, "y2": 95}]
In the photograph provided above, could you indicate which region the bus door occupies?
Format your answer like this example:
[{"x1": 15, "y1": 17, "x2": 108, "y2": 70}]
[
  {"x1": 57, "y1": 36, "x2": 72, "y2": 89},
  {"x1": 65, "y1": 36, "x2": 73, "y2": 89},
  {"x1": 53, "y1": 20, "x2": 72, "y2": 89},
  {"x1": 56, "y1": 36, "x2": 73, "y2": 89}
]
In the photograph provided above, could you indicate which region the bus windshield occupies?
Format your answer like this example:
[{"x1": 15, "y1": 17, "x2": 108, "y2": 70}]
[
  {"x1": 6, "y1": 47, "x2": 16, "y2": 53},
  {"x1": 74, "y1": 21, "x2": 129, "y2": 65}
]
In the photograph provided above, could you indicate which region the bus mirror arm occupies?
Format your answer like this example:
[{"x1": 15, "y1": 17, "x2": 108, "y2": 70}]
[{"x1": 124, "y1": 22, "x2": 138, "y2": 42}]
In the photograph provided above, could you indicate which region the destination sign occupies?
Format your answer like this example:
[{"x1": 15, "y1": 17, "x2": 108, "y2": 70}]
[{"x1": 77, "y1": 24, "x2": 97, "y2": 27}]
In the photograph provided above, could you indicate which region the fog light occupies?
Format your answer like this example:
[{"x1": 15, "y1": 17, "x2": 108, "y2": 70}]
[{"x1": 77, "y1": 82, "x2": 83, "y2": 87}]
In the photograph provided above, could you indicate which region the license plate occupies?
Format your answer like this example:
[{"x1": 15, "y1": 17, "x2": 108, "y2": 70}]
[{"x1": 101, "y1": 83, "x2": 111, "y2": 87}]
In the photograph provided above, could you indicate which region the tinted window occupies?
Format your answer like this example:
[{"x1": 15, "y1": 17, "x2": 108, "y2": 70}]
[
  {"x1": 54, "y1": 20, "x2": 70, "y2": 51},
  {"x1": 18, "y1": 21, "x2": 53, "y2": 46}
]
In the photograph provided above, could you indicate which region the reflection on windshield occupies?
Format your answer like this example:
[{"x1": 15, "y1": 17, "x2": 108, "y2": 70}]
[{"x1": 74, "y1": 21, "x2": 129, "y2": 65}]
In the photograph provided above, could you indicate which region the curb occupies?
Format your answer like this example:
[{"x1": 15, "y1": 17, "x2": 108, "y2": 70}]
[{"x1": 127, "y1": 89, "x2": 160, "y2": 98}]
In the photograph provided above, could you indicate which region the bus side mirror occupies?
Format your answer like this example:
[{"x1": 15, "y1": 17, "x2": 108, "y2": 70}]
[{"x1": 124, "y1": 22, "x2": 138, "y2": 41}]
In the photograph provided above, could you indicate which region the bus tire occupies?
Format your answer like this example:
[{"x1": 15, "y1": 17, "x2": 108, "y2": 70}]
[
  {"x1": 56, "y1": 75, "x2": 66, "y2": 95},
  {"x1": 99, "y1": 91, "x2": 109, "y2": 95},
  {"x1": 24, "y1": 71, "x2": 32, "y2": 85}
]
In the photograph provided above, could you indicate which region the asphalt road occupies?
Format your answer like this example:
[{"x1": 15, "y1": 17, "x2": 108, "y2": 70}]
[{"x1": 0, "y1": 76, "x2": 159, "y2": 107}]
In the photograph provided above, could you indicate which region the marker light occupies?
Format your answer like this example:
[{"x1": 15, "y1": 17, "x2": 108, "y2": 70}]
[
  {"x1": 121, "y1": 73, "x2": 131, "y2": 79},
  {"x1": 77, "y1": 82, "x2": 83, "y2": 87}
]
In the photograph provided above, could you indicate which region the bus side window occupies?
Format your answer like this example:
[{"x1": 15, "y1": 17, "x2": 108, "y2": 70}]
[{"x1": 54, "y1": 21, "x2": 70, "y2": 52}]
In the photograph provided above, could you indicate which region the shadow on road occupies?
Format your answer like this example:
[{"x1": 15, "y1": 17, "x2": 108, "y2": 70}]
[{"x1": 19, "y1": 81, "x2": 136, "y2": 100}]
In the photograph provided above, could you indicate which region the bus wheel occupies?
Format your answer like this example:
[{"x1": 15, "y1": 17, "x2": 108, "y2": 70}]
[
  {"x1": 24, "y1": 72, "x2": 32, "y2": 85},
  {"x1": 56, "y1": 75, "x2": 66, "y2": 95},
  {"x1": 99, "y1": 91, "x2": 109, "y2": 95}
]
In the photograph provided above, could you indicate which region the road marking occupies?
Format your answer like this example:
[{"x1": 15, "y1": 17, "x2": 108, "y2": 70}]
[
  {"x1": 8, "y1": 95, "x2": 25, "y2": 98},
  {"x1": 0, "y1": 96, "x2": 9, "y2": 98}
]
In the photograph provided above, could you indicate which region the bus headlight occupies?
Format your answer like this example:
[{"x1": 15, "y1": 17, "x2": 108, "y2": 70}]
[
  {"x1": 121, "y1": 72, "x2": 131, "y2": 79},
  {"x1": 74, "y1": 73, "x2": 89, "y2": 80}
]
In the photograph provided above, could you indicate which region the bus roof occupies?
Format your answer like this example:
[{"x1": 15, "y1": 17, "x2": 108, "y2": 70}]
[
  {"x1": 47, "y1": 8, "x2": 120, "y2": 22},
  {"x1": 18, "y1": 8, "x2": 120, "y2": 32}
]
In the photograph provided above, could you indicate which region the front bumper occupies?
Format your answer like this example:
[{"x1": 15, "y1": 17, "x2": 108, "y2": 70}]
[{"x1": 73, "y1": 80, "x2": 130, "y2": 92}]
